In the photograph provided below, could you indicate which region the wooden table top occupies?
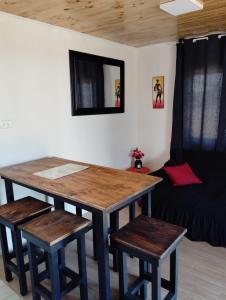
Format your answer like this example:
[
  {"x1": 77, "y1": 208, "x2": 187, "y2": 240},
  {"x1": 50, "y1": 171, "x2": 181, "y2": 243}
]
[{"x1": 0, "y1": 157, "x2": 162, "y2": 212}]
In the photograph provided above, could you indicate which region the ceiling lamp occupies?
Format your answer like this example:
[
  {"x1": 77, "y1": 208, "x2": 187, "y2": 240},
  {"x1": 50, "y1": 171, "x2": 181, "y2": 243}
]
[{"x1": 160, "y1": 0, "x2": 204, "y2": 16}]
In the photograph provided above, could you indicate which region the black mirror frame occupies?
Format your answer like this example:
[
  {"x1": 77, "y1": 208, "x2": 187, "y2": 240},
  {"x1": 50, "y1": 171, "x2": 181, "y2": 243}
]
[{"x1": 69, "y1": 50, "x2": 125, "y2": 116}]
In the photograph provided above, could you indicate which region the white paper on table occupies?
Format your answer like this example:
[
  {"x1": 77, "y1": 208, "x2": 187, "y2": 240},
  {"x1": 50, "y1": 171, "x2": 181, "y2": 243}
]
[{"x1": 33, "y1": 163, "x2": 89, "y2": 180}]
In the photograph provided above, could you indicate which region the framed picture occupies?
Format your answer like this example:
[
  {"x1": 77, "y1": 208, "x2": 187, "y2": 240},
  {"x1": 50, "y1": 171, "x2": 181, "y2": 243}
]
[
  {"x1": 115, "y1": 79, "x2": 120, "y2": 107},
  {"x1": 152, "y1": 76, "x2": 164, "y2": 109}
]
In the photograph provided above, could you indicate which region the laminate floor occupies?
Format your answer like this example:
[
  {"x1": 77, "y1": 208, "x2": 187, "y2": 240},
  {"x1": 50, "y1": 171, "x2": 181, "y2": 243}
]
[{"x1": 0, "y1": 207, "x2": 226, "y2": 300}]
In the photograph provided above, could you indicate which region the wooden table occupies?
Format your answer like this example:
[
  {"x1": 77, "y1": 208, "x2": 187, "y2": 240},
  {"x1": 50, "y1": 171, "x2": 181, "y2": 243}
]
[{"x1": 0, "y1": 157, "x2": 161, "y2": 300}]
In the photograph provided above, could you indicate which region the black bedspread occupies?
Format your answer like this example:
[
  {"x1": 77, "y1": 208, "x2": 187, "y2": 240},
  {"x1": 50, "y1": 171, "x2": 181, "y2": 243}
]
[{"x1": 150, "y1": 151, "x2": 226, "y2": 247}]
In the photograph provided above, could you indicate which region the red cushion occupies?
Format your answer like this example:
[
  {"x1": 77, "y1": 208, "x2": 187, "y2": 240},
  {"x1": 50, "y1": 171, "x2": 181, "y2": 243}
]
[{"x1": 163, "y1": 163, "x2": 203, "y2": 186}]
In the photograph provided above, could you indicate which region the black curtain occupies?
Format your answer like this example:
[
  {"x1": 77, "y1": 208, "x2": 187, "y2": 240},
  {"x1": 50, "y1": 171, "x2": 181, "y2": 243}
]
[
  {"x1": 74, "y1": 59, "x2": 105, "y2": 109},
  {"x1": 171, "y1": 34, "x2": 226, "y2": 163}
]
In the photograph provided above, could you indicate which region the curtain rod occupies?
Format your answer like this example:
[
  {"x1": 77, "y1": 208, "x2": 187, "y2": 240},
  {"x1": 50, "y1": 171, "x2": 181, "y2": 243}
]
[{"x1": 179, "y1": 33, "x2": 226, "y2": 43}]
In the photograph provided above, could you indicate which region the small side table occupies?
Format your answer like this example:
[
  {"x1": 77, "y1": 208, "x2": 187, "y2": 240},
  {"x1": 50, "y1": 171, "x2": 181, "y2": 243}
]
[
  {"x1": 126, "y1": 166, "x2": 151, "y2": 221},
  {"x1": 126, "y1": 166, "x2": 151, "y2": 175}
]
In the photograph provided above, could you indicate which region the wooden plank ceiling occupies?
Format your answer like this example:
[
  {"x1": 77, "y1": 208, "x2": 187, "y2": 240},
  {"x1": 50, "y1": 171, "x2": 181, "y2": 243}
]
[{"x1": 0, "y1": 0, "x2": 226, "y2": 47}]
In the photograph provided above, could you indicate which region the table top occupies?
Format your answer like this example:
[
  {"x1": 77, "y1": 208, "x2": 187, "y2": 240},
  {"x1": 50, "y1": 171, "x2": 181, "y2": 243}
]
[
  {"x1": 0, "y1": 157, "x2": 162, "y2": 213},
  {"x1": 126, "y1": 166, "x2": 151, "y2": 174}
]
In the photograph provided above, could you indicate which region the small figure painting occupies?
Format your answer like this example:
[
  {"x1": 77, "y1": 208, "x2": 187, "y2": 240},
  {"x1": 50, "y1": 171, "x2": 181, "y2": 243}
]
[
  {"x1": 115, "y1": 79, "x2": 120, "y2": 107},
  {"x1": 152, "y1": 76, "x2": 164, "y2": 109}
]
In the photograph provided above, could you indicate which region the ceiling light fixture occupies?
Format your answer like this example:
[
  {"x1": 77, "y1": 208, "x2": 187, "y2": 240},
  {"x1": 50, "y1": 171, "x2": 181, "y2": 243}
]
[{"x1": 160, "y1": 0, "x2": 204, "y2": 16}]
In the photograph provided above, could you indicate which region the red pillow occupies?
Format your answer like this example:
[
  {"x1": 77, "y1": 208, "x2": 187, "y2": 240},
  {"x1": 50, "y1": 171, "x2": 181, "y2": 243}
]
[{"x1": 163, "y1": 163, "x2": 203, "y2": 186}]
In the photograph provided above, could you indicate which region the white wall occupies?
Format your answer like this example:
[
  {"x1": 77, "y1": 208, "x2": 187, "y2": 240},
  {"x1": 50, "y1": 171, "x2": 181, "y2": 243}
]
[
  {"x1": 0, "y1": 11, "x2": 177, "y2": 207},
  {"x1": 0, "y1": 12, "x2": 139, "y2": 204},
  {"x1": 138, "y1": 43, "x2": 177, "y2": 171}
]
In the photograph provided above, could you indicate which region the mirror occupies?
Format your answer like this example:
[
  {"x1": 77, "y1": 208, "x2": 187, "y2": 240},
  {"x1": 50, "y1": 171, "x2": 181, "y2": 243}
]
[{"x1": 69, "y1": 50, "x2": 125, "y2": 116}]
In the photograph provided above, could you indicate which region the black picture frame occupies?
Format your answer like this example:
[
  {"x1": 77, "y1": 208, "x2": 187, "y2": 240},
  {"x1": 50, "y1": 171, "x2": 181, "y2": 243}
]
[{"x1": 69, "y1": 50, "x2": 125, "y2": 116}]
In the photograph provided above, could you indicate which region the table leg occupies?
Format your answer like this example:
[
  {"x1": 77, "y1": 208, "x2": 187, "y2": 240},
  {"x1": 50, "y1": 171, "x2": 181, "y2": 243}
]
[
  {"x1": 95, "y1": 212, "x2": 110, "y2": 300},
  {"x1": 54, "y1": 198, "x2": 64, "y2": 210},
  {"x1": 110, "y1": 211, "x2": 119, "y2": 271},
  {"x1": 4, "y1": 180, "x2": 14, "y2": 203},
  {"x1": 129, "y1": 203, "x2": 136, "y2": 221},
  {"x1": 4, "y1": 179, "x2": 18, "y2": 253},
  {"x1": 76, "y1": 207, "x2": 82, "y2": 216},
  {"x1": 92, "y1": 213, "x2": 98, "y2": 260},
  {"x1": 140, "y1": 190, "x2": 152, "y2": 297},
  {"x1": 141, "y1": 190, "x2": 152, "y2": 217}
]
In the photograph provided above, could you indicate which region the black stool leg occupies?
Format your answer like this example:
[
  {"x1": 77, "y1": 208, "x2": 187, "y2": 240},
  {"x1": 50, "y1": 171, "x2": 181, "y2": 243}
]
[
  {"x1": 27, "y1": 242, "x2": 41, "y2": 300},
  {"x1": 170, "y1": 248, "x2": 179, "y2": 299},
  {"x1": 118, "y1": 251, "x2": 128, "y2": 300},
  {"x1": 110, "y1": 211, "x2": 119, "y2": 272},
  {"x1": 77, "y1": 235, "x2": 88, "y2": 300},
  {"x1": 152, "y1": 262, "x2": 161, "y2": 300},
  {"x1": 49, "y1": 251, "x2": 61, "y2": 300},
  {"x1": 0, "y1": 224, "x2": 12, "y2": 282},
  {"x1": 12, "y1": 229, "x2": 27, "y2": 296},
  {"x1": 139, "y1": 260, "x2": 149, "y2": 300},
  {"x1": 44, "y1": 251, "x2": 50, "y2": 278}
]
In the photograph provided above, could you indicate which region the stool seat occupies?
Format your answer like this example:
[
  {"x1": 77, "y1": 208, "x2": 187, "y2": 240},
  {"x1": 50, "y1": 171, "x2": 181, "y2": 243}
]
[
  {"x1": 111, "y1": 215, "x2": 187, "y2": 261},
  {"x1": 20, "y1": 210, "x2": 91, "y2": 300},
  {"x1": 0, "y1": 197, "x2": 52, "y2": 226},
  {"x1": 111, "y1": 215, "x2": 187, "y2": 300},
  {"x1": 20, "y1": 210, "x2": 91, "y2": 246}
]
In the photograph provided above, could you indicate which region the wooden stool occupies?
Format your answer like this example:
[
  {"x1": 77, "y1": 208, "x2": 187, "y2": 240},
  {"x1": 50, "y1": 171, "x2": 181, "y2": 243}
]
[
  {"x1": 20, "y1": 210, "x2": 92, "y2": 300},
  {"x1": 111, "y1": 215, "x2": 187, "y2": 300},
  {"x1": 0, "y1": 197, "x2": 52, "y2": 296}
]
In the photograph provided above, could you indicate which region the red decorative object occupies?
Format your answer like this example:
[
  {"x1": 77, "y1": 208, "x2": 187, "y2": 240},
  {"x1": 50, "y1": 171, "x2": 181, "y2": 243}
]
[
  {"x1": 126, "y1": 167, "x2": 151, "y2": 175},
  {"x1": 130, "y1": 148, "x2": 144, "y2": 159},
  {"x1": 163, "y1": 163, "x2": 203, "y2": 186}
]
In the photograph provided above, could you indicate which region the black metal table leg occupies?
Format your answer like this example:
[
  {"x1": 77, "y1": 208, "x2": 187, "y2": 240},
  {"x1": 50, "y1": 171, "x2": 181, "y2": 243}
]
[
  {"x1": 141, "y1": 190, "x2": 152, "y2": 217},
  {"x1": 4, "y1": 180, "x2": 14, "y2": 203},
  {"x1": 110, "y1": 211, "x2": 119, "y2": 271},
  {"x1": 12, "y1": 229, "x2": 27, "y2": 296},
  {"x1": 95, "y1": 212, "x2": 111, "y2": 300},
  {"x1": 4, "y1": 179, "x2": 17, "y2": 253},
  {"x1": 77, "y1": 235, "x2": 88, "y2": 300},
  {"x1": 76, "y1": 207, "x2": 82, "y2": 216},
  {"x1": 92, "y1": 213, "x2": 98, "y2": 260},
  {"x1": 129, "y1": 203, "x2": 136, "y2": 221},
  {"x1": 140, "y1": 190, "x2": 152, "y2": 296},
  {"x1": 0, "y1": 224, "x2": 12, "y2": 282},
  {"x1": 170, "y1": 248, "x2": 179, "y2": 299},
  {"x1": 54, "y1": 198, "x2": 64, "y2": 210}
]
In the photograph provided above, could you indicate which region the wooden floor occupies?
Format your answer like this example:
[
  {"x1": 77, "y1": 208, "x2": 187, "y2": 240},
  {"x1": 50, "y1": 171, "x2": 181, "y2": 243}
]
[{"x1": 0, "y1": 207, "x2": 226, "y2": 299}]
